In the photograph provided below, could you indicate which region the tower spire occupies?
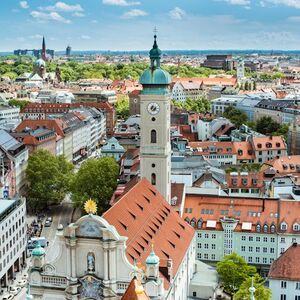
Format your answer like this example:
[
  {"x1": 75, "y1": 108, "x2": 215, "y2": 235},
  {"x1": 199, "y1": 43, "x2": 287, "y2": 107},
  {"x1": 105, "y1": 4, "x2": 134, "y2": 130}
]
[{"x1": 41, "y1": 36, "x2": 46, "y2": 61}]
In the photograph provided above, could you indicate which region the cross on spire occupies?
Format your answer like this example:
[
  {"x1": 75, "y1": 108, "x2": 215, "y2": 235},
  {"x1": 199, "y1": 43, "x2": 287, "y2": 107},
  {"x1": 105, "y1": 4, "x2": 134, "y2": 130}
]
[{"x1": 153, "y1": 26, "x2": 158, "y2": 37}]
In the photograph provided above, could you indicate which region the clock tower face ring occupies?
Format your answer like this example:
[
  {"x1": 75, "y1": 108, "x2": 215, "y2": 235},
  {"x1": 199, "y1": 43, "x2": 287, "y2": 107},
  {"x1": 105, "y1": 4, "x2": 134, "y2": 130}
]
[{"x1": 147, "y1": 102, "x2": 160, "y2": 115}]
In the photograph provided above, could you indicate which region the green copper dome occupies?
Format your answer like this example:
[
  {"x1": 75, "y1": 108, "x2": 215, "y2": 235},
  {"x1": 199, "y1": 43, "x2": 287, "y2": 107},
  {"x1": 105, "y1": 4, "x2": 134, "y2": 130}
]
[
  {"x1": 32, "y1": 244, "x2": 45, "y2": 257},
  {"x1": 149, "y1": 35, "x2": 162, "y2": 58},
  {"x1": 146, "y1": 249, "x2": 160, "y2": 265},
  {"x1": 139, "y1": 34, "x2": 171, "y2": 88},
  {"x1": 140, "y1": 68, "x2": 171, "y2": 85}
]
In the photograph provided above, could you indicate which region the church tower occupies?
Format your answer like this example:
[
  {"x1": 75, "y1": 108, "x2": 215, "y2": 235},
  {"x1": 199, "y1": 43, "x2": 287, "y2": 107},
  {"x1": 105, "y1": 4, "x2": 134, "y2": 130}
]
[
  {"x1": 139, "y1": 34, "x2": 171, "y2": 203},
  {"x1": 41, "y1": 36, "x2": 46, "y2": 61}
]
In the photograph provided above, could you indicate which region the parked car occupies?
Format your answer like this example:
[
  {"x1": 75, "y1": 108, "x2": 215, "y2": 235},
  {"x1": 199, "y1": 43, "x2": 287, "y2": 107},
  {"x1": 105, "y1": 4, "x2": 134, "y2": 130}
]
[
  {"x1": 9, "y1": 287, "x2": 21, "y2": 295},
  {"x1": 45, "y1": 220, "x2": 51, "y2": 227},
  {"x1": 46, "y1": 217, "x2": 52, "y2": 222},
  {"x1": 2, "y1": 294, "x2": 14, "y2": 300},
  {"x1": 17, "y1": 279, "x2": 27, "y2": 287}
]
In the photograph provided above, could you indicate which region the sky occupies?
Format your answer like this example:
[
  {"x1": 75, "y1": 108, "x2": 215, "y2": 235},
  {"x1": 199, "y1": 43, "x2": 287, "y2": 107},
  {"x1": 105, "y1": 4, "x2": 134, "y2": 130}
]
[{"x1": 1, "y1": 0, "x2": 300, "y2": 51}]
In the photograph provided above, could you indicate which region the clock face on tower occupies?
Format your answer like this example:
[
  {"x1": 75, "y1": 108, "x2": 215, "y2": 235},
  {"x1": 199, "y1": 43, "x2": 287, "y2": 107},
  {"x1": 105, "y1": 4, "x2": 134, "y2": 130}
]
[{"x1": 147, "y1": 102, "x2": 160, "y2": 115}]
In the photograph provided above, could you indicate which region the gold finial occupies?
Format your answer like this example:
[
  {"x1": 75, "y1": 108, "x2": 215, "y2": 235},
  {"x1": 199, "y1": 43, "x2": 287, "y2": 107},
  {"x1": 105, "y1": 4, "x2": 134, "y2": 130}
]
[
  {"x1": 135, "y1": 284, "x2": 144, "y2": 295},
  {"x1": 84, "y1": 198, "x2": 97, "y2": 215}
]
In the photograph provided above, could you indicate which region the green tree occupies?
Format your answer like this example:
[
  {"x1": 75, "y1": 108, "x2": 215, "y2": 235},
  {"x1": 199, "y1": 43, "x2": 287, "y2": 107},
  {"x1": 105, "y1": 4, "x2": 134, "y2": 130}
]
[
  {"x1": 234, "y1": 274, "x2": 271, "y2": 300},
  {"x1": 115, "y1": 96, "x2": 130, "y2": 119},
  {"x1": 26, "y1": 150, "x2": 74, "y2": 212},
  {"x1": 253, "y1": 81, "x2": 257, "y2": 90},
  {"x1": 223, "y1": 106, "x2": 248, "y2": 128},
  {"x1": 217, "y1": 253, "x2": 256, "y2": 294},
  {"x1": 255, "y1": 116, "x2": 280, "y2": 135},
  {"x1": 9, "y1": 99, "x2": 30, "y2": 110},
  {"x1": 244, "y1": 81, "x2": 249, "y2": 90},
  {"x1": 71, "y1": 157, "x2": 119, "y2": 214}
]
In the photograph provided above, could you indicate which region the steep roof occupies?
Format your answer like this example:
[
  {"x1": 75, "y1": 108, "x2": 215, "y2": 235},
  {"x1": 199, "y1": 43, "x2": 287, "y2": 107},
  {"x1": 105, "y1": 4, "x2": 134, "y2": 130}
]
[
  {"x1": 263, "y1": 155, "x2": 300, "y2": 175},
  {"x1": 121, "y1": 277, "x2": 150, "y2": 300},
  {"x1": 103, "y1": 178, "x2": 195, "y2": 288},
  {"x1": 268, "y1": 243, "x2": 300, "y2": 281}
]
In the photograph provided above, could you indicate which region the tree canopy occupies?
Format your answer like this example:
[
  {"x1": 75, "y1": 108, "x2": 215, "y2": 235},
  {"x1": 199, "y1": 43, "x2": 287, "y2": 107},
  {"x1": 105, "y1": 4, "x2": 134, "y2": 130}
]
[
  {"x1": 9, "y1": 99, "x2": 30, "y2": 110},
  {"x1": 216, "y1": 253, "x2": 256, "y2": 294},
  {"x1": 71, "y1": 157, "x2": 119, "y2": 214},
  {"x1": 115, "y1": 95, "x2": 130, "y2": 119},
  {"x1": 25, "y1": 150, "x2": 74, "y2": 212},
  {"x1": 254, "y1": 116, "x2": 288, "y2": 139},
  {"x1": 223, "y1": 106, "x2": 248, "y2": 128},
  {"x1": 234, "y1": 274, "x2": 271, "y2": 300},
  {"x1": 172, "y1": 97, "x2": 211, "y2": 113}
]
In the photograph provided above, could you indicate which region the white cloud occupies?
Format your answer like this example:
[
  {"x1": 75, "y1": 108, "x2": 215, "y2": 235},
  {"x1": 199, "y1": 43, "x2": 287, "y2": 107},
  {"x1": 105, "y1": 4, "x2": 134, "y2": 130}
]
[
  {"x1": 288, "y1": 16, "x2": 300, "y2": 22},
  {"x1": 103, "y1": 0, "x2": 140, "y2": 6},
  {"x1": 81, "y1": 35, "x2": 91, "y2": 39},
  {"x1": 29, "y1": 34, "x2": 43, "y2": 39},
  {"x1": 30, "y1": 11, "x2": 71, "y2": 24},
  {"x1": 267, "y1": 0, "x2": 300, "y2": 9},
  {"x1": 169, "y1": 7, "x2": 186, "y2": 20},
  {"x1": 223, "y1": 0, "x2": 251, "y2": 5},
  {"x1": 91, "y1": 20, "x2": 98, "y2": 23},
  {"x1": 42, "y1": 2, "x2": 84, "y2": 12},
  {"x1": 20, "y1": 1, "x2": 29, "y2": 9},
  {"x1": 121, "y1": 9, "x2": 147, "y2": 18},
  {"x1": 73, "y1": 12, "x2": 85, "y2": 17}
]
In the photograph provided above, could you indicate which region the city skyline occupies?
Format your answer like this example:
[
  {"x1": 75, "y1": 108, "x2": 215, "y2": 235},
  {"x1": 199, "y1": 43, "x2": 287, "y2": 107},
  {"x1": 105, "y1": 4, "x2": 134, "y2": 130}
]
[{"x1": 1, "y1": 0, "x2": 300, "y2": 51}]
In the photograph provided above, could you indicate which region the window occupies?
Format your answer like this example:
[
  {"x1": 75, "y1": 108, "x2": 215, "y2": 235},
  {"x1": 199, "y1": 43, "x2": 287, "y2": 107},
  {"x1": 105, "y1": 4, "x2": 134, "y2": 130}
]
[
  {"x1": 151, "y1": 173, "x2": 156, "y2": 185},
  {"x1": 255, "y1": 257, "x2": 260, "y2": 263},
  {"x1": 249, "y1": 236, "x2": 253, "y2": 242},
  {"x1": 263, "y1": 237, "x2": 268, "y2": 242},
  {"x1": 295, "y1": 296, "x2": 300, "y2": 300},
  {"x1": 281, "y1": 281, "x2": 287, "y2": 289},
  {"x1": 293, "y1": 223, "x2": 300, "y2": 231},
  {"x1": 270, "y1": 224, "x2": 276, "y2": 233},
  {"x1": 204, "y1": 244, "x2": 208, "y2": 249},
  {"x1": 256, "y1": 247, "x2": 260, "y2": 253},
  {"x1": 263, "y1": 257, "x2": 267, "y2": 264},
  {"x1": 242, "y1": 236, "x2": 246, "y2": 241},
  {"x1": 281, "y1": 248, "x2": 285, "y2": 254},
  {"x1": 263, "y1": 223, "x2": 269, "y2": 233},
  {"x1": 204, "y1": 253, "x2": 208, "y2": 259},
  {"x1": 270, "y1": 248, "x2": 275, "y2": 253},
  {"x1": 205, "y1": 233, "x2": 209, "y2": 238},
  {"x1": 212, "y1": 244, "x2": 216, "y2": 250},
  {"x1": 197, "y1": 243, "x2": 201, "y2": 249},
  {"x1": 197, "y1": 253, "x2": 201, "y2": 259},
  {"x1": 296, "y1": 282, "x2": 300, "y2": 290},
  {"x1": 281, "y1": 237, "x2": 286, "y2": 243},
  {"x1": 241, "y1": 246, "x2": 245, "y2": 252},
  {"x1": 150, "y1": 129, "x2": 157, "y2": 143},
  {"x1": 212, "y1": 234, "x2": 216, "y2": 239},
  {"x1": 256, "y1": 223, "x2": 261, "y2": 233},
  {"x1": 281, "y1": 222, "x2": 287, "y2": 231},
  {"x1": 211, "y1": 254, "x2": 216, "y2": 260},
  {"x1": 280, "y1": 295, "x2": 286, "y2": 300},
  {"x1": 249, "y1": 246, "x2": 253, "y2": 252},
  {"x1": 256, "y1": 237, "x2": 261, "y2": 242},
  {"x1": 271, "y1": 237, "x2": 275, "y2": 243},
  {"x1": 248, "y1": 257, "x2": 252, "y2": 263}
]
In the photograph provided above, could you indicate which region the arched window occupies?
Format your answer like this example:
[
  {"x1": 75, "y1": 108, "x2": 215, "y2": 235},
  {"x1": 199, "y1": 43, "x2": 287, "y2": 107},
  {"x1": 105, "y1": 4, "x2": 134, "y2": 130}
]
[
  {"x1": 151, "y1": 173, "x2": 156, "y2": 185},
  {"x1": 190, "y1": 218, "x2": 196, "y2": 228},
  {"x1": 111, "y1": 144, "x2": 115, "y2": 150},
  {"x1": 263, "y1": 223, "x2": 268, "y2": 233},
  {"x1": 270, "y1": 223, "x2": 276, "y2": 233},
  {"x1": 280, "y1": 222, "x2": 287, "y2": 231},
  {"x1": 197, "y1": 218, "x2": 203, "y2": 229},
  {"x1": 256, "y1": 223, "x2": 261, "y2": 233},
  {"x1": 151, "y1": 129, "x2": 157, "y2": 143}
]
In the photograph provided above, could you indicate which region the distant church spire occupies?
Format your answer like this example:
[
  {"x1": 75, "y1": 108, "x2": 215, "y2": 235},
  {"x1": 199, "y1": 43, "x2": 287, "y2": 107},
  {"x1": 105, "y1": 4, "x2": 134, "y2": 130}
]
[{"x1": 41, "y1": 36, "x2": 46, "y2": 61}]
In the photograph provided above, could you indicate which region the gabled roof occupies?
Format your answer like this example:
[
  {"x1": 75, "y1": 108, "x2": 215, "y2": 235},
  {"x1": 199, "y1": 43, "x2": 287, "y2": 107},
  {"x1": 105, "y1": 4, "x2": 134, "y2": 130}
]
[
  {"x1": 121, "y1": 277, "x2": 150, "y2": 300},
  {"x1": 103, "y1": 178, "x2": 195, "y2": 288},
  {"x1": 268, "y1": 243, "x2": 300, "y2": 281}
]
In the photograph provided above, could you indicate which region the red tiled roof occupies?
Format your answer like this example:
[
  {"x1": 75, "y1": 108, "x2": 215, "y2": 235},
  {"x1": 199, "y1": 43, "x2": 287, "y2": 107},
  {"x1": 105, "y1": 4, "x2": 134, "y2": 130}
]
[
  {"x1": 251, "y1": 136, "x2": 286, "y2": 151},
  {"x1": 268, "y1": 243, "x2": 300, "y2": 281},
  {"x1": 103, "y1": 178, "x2": 195, "y2": 288},
  {"x1": 121, "y1": 277, "x2": 150, "y2": 300},
  {"x1": 262, "y1": 155, "x2": 300, "y2": 175},
  {"x1": 183, "y1": 194, "x2": 279, "y2": 233},
  {"x1": 226, "y1": 172, "x2": 264, "y2": 189}
]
